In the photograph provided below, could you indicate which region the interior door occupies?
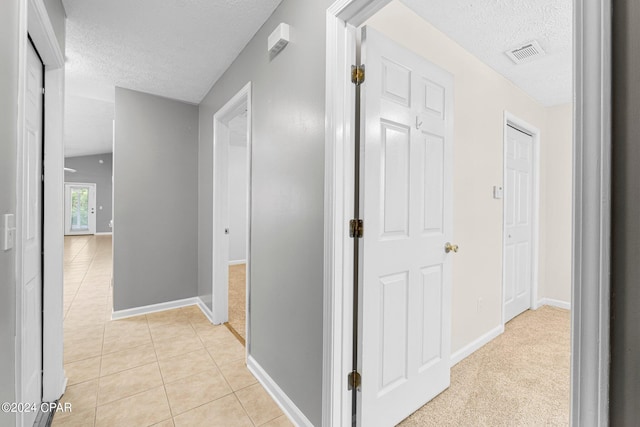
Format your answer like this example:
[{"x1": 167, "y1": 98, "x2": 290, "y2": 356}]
[
  {"x1": 358, "y1": 27, "x2": 454, "y2": 426},
  {"x1": 64, "y1": 183, "x2": 97, "y2": 235},
  {"x1": 21, "y1": 41, "x2": 44, "y2": 427},
  {"x1": 504, "y1": 125, "x2": 533, "y2": 322}
]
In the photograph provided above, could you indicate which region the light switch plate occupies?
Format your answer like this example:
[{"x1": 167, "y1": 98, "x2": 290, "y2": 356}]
[
  {"x1": 493, "y1": 185, "x2": 504, "y2": 199},
  {"x1": 3, "y1": 214, "x2": 15, "y2": 251}
]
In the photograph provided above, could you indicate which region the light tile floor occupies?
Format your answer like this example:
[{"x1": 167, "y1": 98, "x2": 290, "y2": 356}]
[
  {"x1": 54, "y1": 235, "x2": 293, "y2": 427},
  {"x1": 227, "y1": 264, "x2": 246, "y2": 341}
]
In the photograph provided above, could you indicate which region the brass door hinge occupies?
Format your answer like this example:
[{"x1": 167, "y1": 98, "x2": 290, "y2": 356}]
[
  {"x1": 349, "y1": 219, "x2": 363, "y2": 238},
  {"x1": 348, "y1": 370, "x2": 361, "y2": 390},
  {"x1": 351, "y1": 65, "x2": 365, "y2": 85}
]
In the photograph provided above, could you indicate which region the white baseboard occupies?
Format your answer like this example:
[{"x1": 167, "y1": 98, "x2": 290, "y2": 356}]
[
  {"x1": 196, "y1": 297, "x2": 216, "y2": 324},
  {"x1": 111, "y1": 297, "x2": 200, "y2": 320},
  {"x1": 537, "y1": 298, "x2": 571, "y2": 310},
  {"x1": 95, "y1": 232, "x2": 113, "y2": 236},
  {"x1": 247, "y1": 356, "x2": 313, "y2": 427},
  {"x1": 450, "y1": 324, "x2": 504, "y2": 367},
  {"x1": 228, "y1": 259, "x2": 247, "y2": 266}
]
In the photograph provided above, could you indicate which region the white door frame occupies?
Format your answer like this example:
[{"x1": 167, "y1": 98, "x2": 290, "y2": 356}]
[
  {"x1": 501, "y1": 112, "x2": 541, "y2": 326},
  {"x1": 64, "y1": 182, "x2": 97, "y2": 236},
  {"x1": 323, "y1": 0, "x2": 611, "y2": 426},
  {"x1": 211, "y1": 82, "x2": 252, "y2": 353},
  {"x1": 16, "y1": 0, "x2": 66, "y2": 418}
]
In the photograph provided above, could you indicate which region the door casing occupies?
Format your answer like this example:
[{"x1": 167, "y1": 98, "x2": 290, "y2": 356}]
[
  {"x1": 211, "y1": 82, "x2": 252, "y2": 357},
  {"x1": 502, "y1": 112, "x2": 541, "y2": 326},
  {"x1": 323, "y1": 0, "x2": 611, "y2": 426},
  {"x1": 16, "y1": 0, "x2": 66, "y2": 419}
]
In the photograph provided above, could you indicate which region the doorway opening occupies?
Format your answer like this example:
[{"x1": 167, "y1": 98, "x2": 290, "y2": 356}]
[
  {"x1": 225, "y1": 105, "x2": 249, "y2": 345},
  {"x1": 323, "y1": 0, "x2": 610, "y2": 425},
  {"x1": 211, "y1": 83, "x2": 252, "y2": 352}
]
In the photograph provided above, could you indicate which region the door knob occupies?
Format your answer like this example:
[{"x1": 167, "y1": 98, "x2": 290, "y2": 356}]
[{"x1": 445, "y1": 242, "x2": 459, "y2": 253}]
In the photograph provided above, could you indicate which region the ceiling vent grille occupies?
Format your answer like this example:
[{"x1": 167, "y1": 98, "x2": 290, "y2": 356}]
[{"x1": 505, "y1": 40, "x2": 545, "y2": 64}]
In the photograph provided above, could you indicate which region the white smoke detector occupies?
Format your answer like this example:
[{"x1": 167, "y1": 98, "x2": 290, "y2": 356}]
[
  {"x1": 505, "y1": 40, "x2": 546, "y2": 64},
  {"x1": 268, "y1": 23, "x2": 290, "y2": 57}
]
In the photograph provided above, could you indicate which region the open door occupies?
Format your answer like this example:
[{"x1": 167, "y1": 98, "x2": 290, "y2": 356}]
[{"x1": 357, "y1": 27, "x2": 455, "y2": 426}]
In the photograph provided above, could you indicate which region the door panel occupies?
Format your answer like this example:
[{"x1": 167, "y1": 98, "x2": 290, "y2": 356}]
[
  {"x1": 381, "y1": 121, "x2": 410, "y2": 238},
  {"x1": 359, "y1": 27, "x2": 454, "y2": 427},
  {"x1": 504, "y1": 125, "x2": 534, "y2": 322},
  {"x1": 21, "y1": 42, "x2": 43, "y2": 427}
]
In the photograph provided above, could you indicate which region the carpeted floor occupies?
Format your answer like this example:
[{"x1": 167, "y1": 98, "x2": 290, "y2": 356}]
[
  {"x1": 227, "y1": 264, "x2": 246, "y2": 343},
  {"x1": 399, "y1": 306, "x2": 570, "y2": 426}
]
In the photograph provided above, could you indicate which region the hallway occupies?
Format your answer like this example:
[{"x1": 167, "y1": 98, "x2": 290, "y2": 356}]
[{"x1": 55, "y1": 235, "x2": 291, "y2": 427}]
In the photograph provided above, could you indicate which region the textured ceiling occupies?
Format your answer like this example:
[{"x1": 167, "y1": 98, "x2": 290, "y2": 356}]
[
  {"x1": 62, "y1": 0, "x2": 282, "y2": 157},
  {"x1": 400, "y1": 0, "x2": 572, "y2": 106},
  {"x1": 63, "y1": 0, "x2": 571, "y2": 158},
  {"x1": 63, "y1": 0, "x2": 282, "y2": 103}
]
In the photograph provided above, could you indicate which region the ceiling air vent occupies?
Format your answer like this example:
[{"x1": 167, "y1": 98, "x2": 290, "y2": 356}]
[{"x1": 505, "y1": 40, "x2": 545, "y2": 64}]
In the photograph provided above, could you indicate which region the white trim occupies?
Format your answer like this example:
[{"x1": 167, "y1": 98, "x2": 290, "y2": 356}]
[
  {"x1": 501, "y1": 112, "x2": 541, "y2": 326},
  {"x1": 323, "y1": 2, "x2": 360, "y2": 426},
  {"x1": 211, "y1": 83, "x2": 252, "y2": 360},
  {"x1": 450, "y1": 325, "x2": 504, "y2": 367},
  {"x1": 42, "y1": 67, "x2": 65, "y2": 404},
  {"x1": 247, "y1": 356, "x2": 314, "y2": 427},
  {"x1": 572, "y1": 3, "x2": 611, "y2": 424},
  {"x1": 228, "y1": 259, "x2": 246, "y2": 266},
  {"x1": 16, "y1": 0, "x2": 66, "y2": 417},
  {"x1": 26, "y1": 0, "x2": 64, "y2": 67},
  {"x1": 538, "y1": 298, "x2": 571, "y2": 311},
  {"x1": 95, "y1": 232, "x2": 113, "y2": 236},
  {"x1": 111, "y1": 297, "x2": 200, "y2": 320},
  {"x1": 196, "y1": 297, "x2": 215, "y2": 324}
]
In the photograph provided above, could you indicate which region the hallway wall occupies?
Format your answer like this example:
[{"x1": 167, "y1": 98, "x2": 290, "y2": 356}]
[
  {"x1": 0, "y1": 1, "x2": 20, "y2": 424},
  {"x1": 65, "y1": 153, "x2": 113, "y2": 233},
  {"x1": 114, "y1": 88, "x2": 199, "y2": 311},
  {"x1": 197, "y1": 0, "x2": 332, "y2": 423}
]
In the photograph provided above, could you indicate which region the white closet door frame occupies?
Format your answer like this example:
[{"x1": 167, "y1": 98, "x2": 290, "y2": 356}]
[
  {"x1": 502, "y1": 112, "x2": 541, "y2": 326},
  {"x1": 211, "y1": 82, "x2": 252, "y2": 356},
  {"x1": 16, "y1": 0, "x2": 67, "y2": 414}
]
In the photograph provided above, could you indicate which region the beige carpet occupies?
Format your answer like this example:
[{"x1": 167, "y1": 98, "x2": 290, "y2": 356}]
[
  {"x1": 399, "y1": 306, "x2": 570, "y2": 426},
  {"x1": 227, "y1": 264, "x2": 246, "y2": 343}
]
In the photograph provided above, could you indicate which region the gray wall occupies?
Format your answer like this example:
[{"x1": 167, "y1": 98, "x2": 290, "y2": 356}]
[
  {"x1": 198, "y1": 0, "x2": 331, "y2": 423},
  {"x1": 114, "y1": 88, "x2": 198, "y2": 311},
  {"x1": 611, "y1": 0, "x2": 640, "y2": 423},
  {"x1": 65, "y1": 153, "x2": 113, "y2": 233},
  {"x1": 0, "y1": 0, "x2": 19, "y2": 424}
]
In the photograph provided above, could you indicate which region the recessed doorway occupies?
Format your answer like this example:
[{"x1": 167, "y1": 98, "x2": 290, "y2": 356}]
[{"x1": 211, "y1": 83, "x2": 252, "y2": 351}]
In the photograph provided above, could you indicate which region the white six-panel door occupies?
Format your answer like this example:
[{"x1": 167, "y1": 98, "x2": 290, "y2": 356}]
[
  {"x1": 504, "y1": 125, "x2": 534, "y2": 322},
  {"x1": 358, "y1": 27, "x2": 454, "y2": 427},
  {"x1": 21, "y1": 41, "x2": 44, "y2": 427}
]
